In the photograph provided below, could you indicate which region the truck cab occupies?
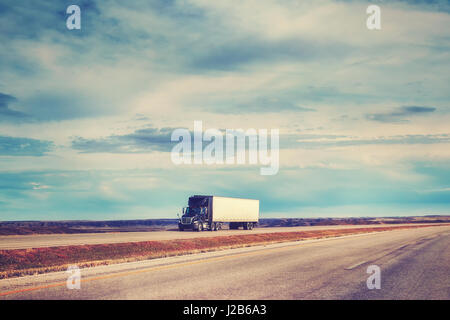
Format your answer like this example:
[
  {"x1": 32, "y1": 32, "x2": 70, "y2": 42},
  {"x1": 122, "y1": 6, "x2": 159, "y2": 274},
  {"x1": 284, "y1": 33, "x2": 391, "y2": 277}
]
[
  {"x1": 179, "y1": 206, "x2": 209, "y2": 231},
  {"x1": 178, "y1": 195, "x2": 214, "y2": 231}
]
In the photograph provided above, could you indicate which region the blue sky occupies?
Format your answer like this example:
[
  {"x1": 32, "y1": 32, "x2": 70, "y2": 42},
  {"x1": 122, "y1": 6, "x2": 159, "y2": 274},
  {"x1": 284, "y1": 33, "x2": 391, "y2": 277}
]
[{"x1": 0, "y1": 0, "x2": 449, "y2": 220}]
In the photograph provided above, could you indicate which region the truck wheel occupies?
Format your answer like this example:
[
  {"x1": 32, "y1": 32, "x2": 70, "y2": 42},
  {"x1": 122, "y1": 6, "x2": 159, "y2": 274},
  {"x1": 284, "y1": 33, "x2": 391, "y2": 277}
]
[
  {"x1": 197, "y1": 223, "x2": 203, "y2": 232},
  {"x1": 243, "y1": 222, "x2": 253, "y2": 230}
]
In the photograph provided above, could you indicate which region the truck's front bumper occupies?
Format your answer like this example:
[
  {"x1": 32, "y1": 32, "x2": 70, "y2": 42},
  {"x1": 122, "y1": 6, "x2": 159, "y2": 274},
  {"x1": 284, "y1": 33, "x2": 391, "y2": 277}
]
[{"x1": 179, "y1": 223, "x2": 195, "y2": 229}]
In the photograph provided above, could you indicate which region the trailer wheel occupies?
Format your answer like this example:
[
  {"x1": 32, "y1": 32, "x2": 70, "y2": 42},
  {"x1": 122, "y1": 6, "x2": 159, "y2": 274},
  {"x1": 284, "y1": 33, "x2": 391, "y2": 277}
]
[{"x1": 244, "y1": 222, "x2": 253, "y2": 230}]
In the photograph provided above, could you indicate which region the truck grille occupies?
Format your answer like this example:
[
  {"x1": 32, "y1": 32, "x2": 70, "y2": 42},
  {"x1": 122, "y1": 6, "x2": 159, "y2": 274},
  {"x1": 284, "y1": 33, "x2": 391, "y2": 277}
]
[{"x1": 182, "y1": 217, "x2": 192, "y2": 224}]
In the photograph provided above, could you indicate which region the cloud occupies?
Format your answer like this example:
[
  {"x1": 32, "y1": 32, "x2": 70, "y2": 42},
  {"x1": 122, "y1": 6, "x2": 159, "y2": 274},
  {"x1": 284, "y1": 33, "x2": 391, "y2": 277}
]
[
  {"x1": 0, "y1": 91, "x2": 115, "y2": 122},
  {"x1": 71, "y1": 127, "x2": 175, "y2": 153},
  {"x1": 22, "y1": 92, "x2": 109, "y2": 121},
  {"x1": 366, "y1": 106, "x2": 437, "y2": 123},
  {"x1": 0, "y1": 0, "x2": 449, "y2": 123},
  {"x1": 0, "y1": 136, "x2": 54, "y2": 156},
  {"x1": 393, "y1": 0, "x2": 450, "y2": 13},
  {"x1": 30, "y1": 182, "x2": 50, "y2": 190},
  {"x1": 70, "y1": 126, "x2": 450, "y2": 156},
  {"x1": 0, "y1": 93, "x2": 30, "y2": 122},
  {"x1": 189, "y1": 36, "x2": 351, "y2": 71},
  {"x1": 202, "y1": 96, "x2": 316, "y2": 114},
  {"x1": 402, "y1": 106, "x2": 437, "y2": 113},
  {"x1": 274, "y1": 133, "x2": 450, "y2": 150},
  {"x1": 294, "y1": 133, "x2": 450, "y2": 148}
]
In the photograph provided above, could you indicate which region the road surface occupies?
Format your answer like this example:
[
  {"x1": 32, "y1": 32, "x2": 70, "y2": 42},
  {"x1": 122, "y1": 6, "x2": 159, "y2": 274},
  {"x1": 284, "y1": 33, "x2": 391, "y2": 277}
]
[
  {"x1": 0, "y1": 223, "x2": 436, "y2": 250},
  {"x1": 1, "y1": 224, "x2": 448, "y2": 299}
]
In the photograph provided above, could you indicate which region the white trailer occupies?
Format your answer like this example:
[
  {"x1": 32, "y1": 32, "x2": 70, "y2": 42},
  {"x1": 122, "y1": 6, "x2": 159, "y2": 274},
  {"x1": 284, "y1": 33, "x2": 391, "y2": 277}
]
[
  {"x1": 211, "y1": 196, "x2": 259, "y2": 223},
  {"x1": 178, "y1": 195, "x2": 259, "y2": 231}
]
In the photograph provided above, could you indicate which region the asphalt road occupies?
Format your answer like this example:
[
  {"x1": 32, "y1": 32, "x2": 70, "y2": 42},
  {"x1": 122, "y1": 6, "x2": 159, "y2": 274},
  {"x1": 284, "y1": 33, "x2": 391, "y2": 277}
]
[
  {"x1": 0, "y1": 223, "x2": 435, "y2": 249},
  {"x1": 1, "y1": 224, "x2": 449, "y2": 299}
]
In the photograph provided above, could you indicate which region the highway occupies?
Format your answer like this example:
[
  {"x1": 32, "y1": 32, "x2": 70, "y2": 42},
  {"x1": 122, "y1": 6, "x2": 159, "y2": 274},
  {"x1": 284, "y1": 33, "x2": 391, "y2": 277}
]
[
  {"x1": 0, "y1": 223, "x2": 435, "y2": 250},
  {"x1": 1, "y1": 224, "x2": 448, "y2": 299}
]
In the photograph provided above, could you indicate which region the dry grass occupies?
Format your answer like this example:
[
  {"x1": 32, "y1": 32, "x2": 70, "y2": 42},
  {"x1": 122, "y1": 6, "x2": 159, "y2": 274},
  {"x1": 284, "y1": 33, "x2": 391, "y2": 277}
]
[{"x1": 0, "y1": 224, "x2": 446, "y2": 279}]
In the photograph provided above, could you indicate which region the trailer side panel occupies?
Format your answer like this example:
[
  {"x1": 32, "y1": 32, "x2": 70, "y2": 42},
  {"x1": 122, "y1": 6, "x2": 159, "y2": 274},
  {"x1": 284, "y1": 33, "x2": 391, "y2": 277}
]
[{"x1": 212, "y1": 197, "x2": 259, "y2": 222}]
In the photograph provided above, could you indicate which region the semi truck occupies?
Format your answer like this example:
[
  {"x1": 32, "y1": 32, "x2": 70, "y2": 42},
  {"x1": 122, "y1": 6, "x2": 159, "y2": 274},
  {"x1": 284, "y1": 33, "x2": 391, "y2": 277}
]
[{"x1": 178, "y1": 195, "x2": 259, "y2": 231}]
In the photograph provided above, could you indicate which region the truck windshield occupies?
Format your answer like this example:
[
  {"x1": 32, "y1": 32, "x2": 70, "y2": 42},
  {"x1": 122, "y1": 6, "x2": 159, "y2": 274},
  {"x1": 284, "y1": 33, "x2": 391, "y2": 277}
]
[
  {"x1": 184, "y1": 207, "x2": 200, "y2": 216},
  {"x1": 184, "y1": 207, "x2": 206, "y2": 217}
]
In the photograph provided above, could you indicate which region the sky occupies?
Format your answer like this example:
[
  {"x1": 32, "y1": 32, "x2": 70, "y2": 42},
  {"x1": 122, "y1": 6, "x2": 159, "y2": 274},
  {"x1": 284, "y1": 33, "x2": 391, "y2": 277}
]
[{"x1": 0, "y1": 0, "x2": 449, "y2": 220}]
